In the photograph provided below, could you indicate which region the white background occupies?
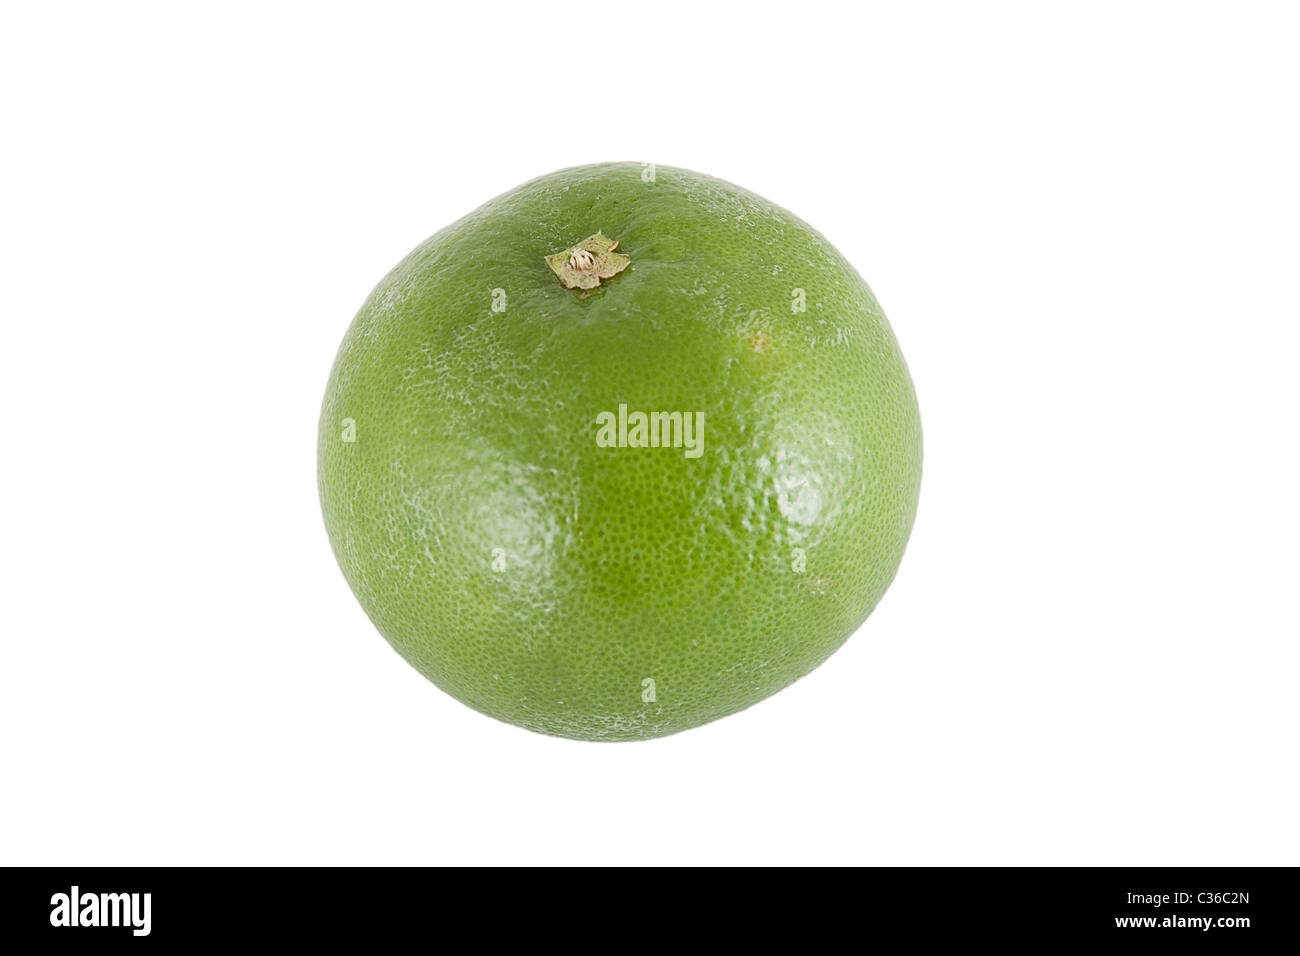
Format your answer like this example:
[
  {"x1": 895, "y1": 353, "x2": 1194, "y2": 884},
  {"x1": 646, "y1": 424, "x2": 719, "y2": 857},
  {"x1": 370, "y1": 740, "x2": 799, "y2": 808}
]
[{"x1": 2, "y1": 2, "x2": 1297, "y2": 866}]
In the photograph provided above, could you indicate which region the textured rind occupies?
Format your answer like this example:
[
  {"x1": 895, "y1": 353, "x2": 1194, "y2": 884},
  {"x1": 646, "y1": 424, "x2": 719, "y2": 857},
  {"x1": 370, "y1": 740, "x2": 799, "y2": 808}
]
[{"x1": 318, "y1": 163, "x2": 922, "y2": 740}]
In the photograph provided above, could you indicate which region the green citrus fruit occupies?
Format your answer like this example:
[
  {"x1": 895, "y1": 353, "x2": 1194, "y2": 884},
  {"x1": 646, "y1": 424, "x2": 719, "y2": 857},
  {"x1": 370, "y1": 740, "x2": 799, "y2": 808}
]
[{"x1": 319, "y1": 162, "x2": 921, "y2": 741}]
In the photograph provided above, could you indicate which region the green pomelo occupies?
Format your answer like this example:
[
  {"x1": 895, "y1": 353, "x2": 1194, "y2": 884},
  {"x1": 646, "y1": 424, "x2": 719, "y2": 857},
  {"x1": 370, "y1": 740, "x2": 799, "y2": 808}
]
[{"x1": 319, "y1": 163, "x2": 921, "y2": 741}]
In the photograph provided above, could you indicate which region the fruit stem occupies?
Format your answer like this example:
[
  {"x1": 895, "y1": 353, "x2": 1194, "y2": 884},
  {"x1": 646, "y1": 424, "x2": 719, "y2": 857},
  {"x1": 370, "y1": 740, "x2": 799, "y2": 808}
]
[{"x1": 545, "y1": 232, "x2": 630, "y2": 290}]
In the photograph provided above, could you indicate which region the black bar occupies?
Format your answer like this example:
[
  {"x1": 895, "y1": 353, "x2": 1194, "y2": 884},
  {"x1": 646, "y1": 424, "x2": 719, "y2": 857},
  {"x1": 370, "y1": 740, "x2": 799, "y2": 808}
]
[{"x1": 3, "y1": 867, "x2": 1294, "y2": 945}]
